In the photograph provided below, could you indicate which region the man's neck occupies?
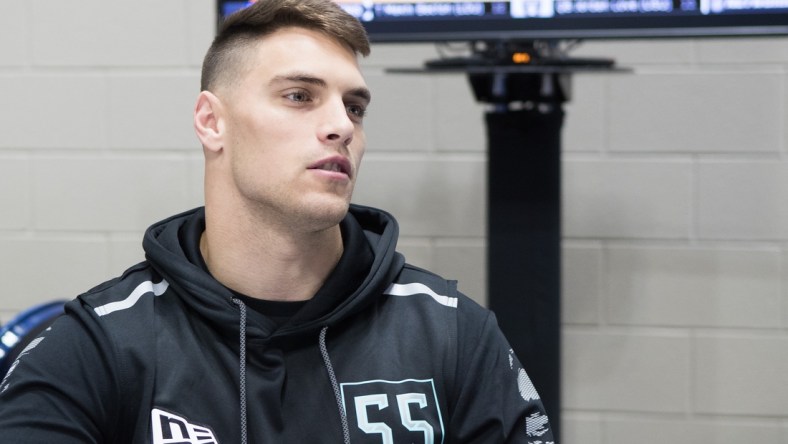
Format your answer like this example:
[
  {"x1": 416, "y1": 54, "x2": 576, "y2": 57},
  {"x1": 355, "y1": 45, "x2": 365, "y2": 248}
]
[{"x1": 200, "y1": 212, "x2": 344, "y2": 302}]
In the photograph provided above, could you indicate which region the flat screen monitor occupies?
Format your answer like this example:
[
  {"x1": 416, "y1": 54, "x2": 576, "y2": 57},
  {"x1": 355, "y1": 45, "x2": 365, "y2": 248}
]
[{"x1": 218, "y1": 0, "x2": 788, "y2": 42}]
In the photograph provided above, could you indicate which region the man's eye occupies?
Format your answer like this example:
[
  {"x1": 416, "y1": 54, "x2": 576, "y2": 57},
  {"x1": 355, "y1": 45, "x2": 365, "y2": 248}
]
[
  {"x1": 347, "y1": 104, "x2": 367, "y2": 119},
  {"x1": 286, "y1": 91, "x2": 311, "y2": 102}
]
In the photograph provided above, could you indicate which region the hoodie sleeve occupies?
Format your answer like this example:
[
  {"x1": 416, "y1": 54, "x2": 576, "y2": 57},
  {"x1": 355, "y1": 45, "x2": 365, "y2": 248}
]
[
  {"x1": 0, "y1": 301, "x2": 121, "y2": 443},
  {"x1": 448, "y1": 308, "x2": 555, "y2": 444}
]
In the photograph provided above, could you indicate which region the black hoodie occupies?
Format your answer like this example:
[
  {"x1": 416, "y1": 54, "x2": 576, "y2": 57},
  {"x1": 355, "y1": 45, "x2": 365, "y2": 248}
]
[{"x1": 0, "y1": 205, "x2": 555, "y2": 443}]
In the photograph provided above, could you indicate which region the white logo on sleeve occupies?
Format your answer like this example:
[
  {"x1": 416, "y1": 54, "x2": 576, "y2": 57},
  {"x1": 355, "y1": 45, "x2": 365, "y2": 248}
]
[
  {"x1": 151, "y1": 408, "x2": 219, "y2": 444},
  {"x1": 526, "y1": 411, "x2": 550, "y2": 437},
  {"x1": 1, "y1": 331, "x2": 49, "y2": 393},
  {"x1": 517, "y1": 368, "x2": 540, "y2": 402}
]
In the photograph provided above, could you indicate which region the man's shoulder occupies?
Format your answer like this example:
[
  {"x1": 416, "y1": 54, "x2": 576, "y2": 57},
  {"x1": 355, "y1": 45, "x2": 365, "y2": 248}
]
[
  {"x1": 73, "y1": 261, "x2": 166, "y2": 321},
  {"x1": 388, "y1": 263, "x2": 488, "y2": 317}
]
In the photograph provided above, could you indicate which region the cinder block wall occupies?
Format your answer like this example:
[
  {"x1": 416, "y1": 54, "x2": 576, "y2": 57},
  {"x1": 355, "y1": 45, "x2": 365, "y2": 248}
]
[
  {"x1": 559, "y1": 38, "x2": 788, "y2": 443},
  {"x1": 2, "y1": 1, "x2": 787, "y2": 442}
]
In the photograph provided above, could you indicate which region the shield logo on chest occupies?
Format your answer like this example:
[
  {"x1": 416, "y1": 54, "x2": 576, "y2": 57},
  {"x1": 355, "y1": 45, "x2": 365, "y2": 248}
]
[{"x1": 340, "y1": 379, "x2": 445, "y2": 444}]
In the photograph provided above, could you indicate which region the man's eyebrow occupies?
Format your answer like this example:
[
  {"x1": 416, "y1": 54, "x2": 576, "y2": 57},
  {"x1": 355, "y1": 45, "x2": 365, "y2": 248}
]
[
  {"x1": 270, "y1": 73, "x2": 327, "y2": 88},
  {"x1": 348, "y1": 87, "x2": 371, "y2": 104}
]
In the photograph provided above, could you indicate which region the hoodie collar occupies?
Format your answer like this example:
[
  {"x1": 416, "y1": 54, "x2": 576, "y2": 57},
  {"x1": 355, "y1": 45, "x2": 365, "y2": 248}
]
[
  {"x1": 142, "y1": 205, "x2": 404, "y2": 340},
  {"x1": 179, "y1": 206, "x2": 375, "y2": 328}
]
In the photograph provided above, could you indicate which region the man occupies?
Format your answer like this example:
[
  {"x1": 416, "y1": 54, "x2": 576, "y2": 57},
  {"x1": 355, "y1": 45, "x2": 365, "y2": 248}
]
[{"x1": 0, "y1": 0, "x2": 555, "y2": 442}]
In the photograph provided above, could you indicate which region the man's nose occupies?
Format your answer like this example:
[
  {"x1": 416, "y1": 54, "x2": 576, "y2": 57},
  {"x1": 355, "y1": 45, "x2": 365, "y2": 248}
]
[{"x1": 318, "y1": 99, "x2": 355, "y2": 146}]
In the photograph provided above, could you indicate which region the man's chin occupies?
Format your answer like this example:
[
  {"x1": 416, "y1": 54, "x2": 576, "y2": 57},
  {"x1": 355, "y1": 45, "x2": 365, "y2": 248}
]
[{"x1": 295, "y1": 199, "x2": 351, "y2": 231}]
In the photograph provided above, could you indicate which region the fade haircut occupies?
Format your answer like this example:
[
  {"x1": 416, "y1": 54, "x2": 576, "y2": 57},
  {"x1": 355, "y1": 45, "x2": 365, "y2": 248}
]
[{"x1": 201, "y1": 0, "x2": 370, "y2": 92}]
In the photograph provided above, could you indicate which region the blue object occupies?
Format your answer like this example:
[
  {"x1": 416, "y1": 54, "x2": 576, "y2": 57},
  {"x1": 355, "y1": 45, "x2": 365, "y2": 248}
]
[
  {"x1": 0, "y1": 301, "x2": 66, "y2": 375},
  {"x1": 221, "y1": 1, "x2": 254, "y2": 16}
]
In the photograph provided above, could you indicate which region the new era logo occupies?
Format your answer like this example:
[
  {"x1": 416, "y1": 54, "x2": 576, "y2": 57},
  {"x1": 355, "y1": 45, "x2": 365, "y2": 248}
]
[{"x1": 151, "y1": 408, "x2": 219, "y2": 444}]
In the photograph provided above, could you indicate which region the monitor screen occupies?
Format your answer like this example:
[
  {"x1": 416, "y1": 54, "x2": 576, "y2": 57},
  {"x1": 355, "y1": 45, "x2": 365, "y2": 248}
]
[{"x1": 218, "y1": 0, "x2": 788, "y2": 42}]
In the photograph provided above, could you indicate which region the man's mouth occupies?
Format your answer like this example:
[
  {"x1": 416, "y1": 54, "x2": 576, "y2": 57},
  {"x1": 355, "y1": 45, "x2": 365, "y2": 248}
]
[
  {"x1": 309, "y1": 157, "x2": 352, "y2": 178},
  {"x1": 318, "y1": 163, "x2": 344, "y2": 173}
]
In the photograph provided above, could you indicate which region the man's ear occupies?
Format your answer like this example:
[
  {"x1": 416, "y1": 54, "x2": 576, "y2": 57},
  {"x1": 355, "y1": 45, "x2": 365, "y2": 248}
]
[{"x1": 194, "y1": 91, "x2": 225, "y2": 153}]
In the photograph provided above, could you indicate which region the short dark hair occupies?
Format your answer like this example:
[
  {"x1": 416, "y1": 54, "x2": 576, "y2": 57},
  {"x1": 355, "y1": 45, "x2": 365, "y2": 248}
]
[{"x1": 201, "y1": 0, "x2": 370, "y2": 92}]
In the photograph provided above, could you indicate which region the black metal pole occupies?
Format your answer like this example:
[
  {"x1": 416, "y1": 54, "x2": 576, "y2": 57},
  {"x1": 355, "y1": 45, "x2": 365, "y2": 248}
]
[
  {"x1": 486, "y1": 106, "x2": 562, "y2": 439},
  {"x1": 471, "y1": 71, "x2": 565, "y2": 441}
]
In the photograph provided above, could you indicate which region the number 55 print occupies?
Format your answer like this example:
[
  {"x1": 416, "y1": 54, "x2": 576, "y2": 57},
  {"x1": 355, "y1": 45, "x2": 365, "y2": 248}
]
[{"x1": 341, "y1": 379, "x2": 445, "y2": 444}]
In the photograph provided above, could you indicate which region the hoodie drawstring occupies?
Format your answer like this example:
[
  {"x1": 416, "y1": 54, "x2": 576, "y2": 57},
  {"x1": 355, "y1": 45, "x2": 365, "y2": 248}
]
[
  {"x1": 229, "y1": 302, "x2": 348, "y2": 444},
  {"x1": 232, "y1": 298, "x2": 249, "y2": 444},
  {"x1": 319, "y1": 326, "x2": 351, "y2": 444}
]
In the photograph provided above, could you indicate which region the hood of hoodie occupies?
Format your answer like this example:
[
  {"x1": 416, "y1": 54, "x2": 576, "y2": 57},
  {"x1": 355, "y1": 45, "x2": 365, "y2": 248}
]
[{"x1": 141, "y1": 204, "x2": 405, "y2": 345}]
